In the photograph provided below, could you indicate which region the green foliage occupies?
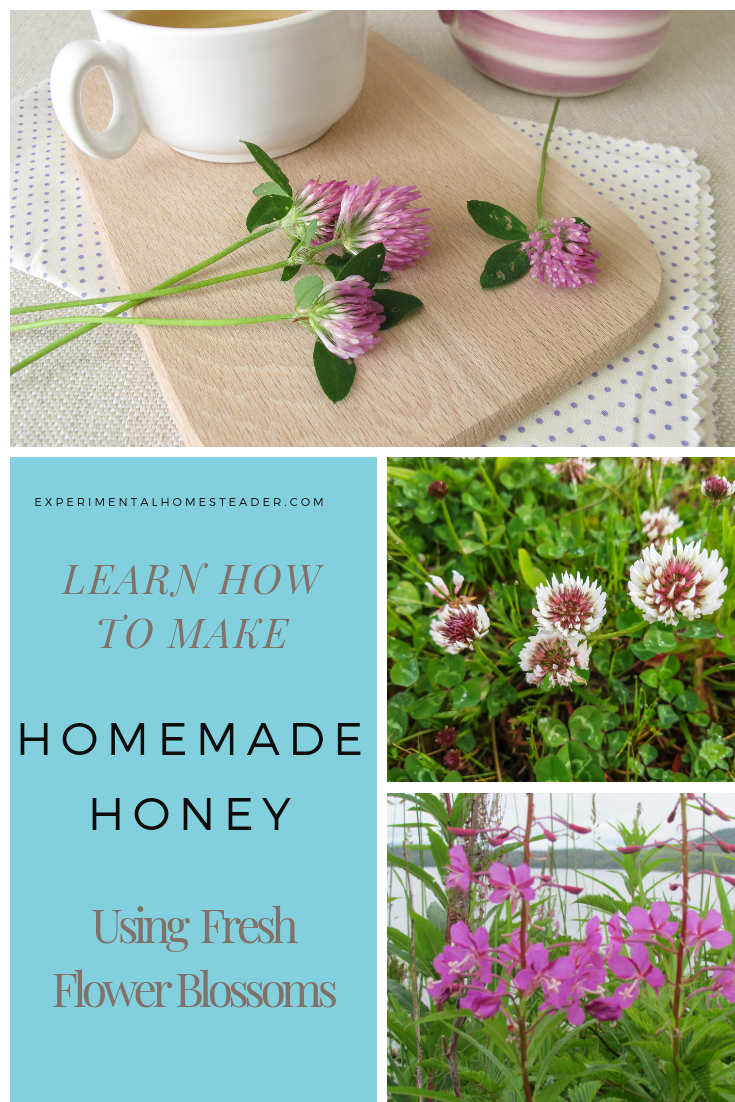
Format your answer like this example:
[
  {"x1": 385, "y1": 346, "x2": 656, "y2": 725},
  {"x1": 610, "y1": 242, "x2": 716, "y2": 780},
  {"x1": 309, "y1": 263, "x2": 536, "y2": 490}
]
[{"x1": 387, "y1": 456, "x2": 735, "y2": 782}]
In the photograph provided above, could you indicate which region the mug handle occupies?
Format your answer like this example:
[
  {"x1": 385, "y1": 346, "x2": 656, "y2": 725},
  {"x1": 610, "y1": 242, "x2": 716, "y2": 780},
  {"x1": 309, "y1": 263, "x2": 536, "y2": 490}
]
[{"x1": 50, "y1": 39, "x2": 143, "y2": 160}]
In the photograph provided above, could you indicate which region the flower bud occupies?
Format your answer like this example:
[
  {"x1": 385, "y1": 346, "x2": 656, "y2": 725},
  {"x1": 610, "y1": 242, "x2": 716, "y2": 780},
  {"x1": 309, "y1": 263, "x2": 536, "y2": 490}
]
[
  {"x1": 435, "y1": 726, "x2": 457, "y2": 748},
  {"x1": 443, "y1": 748, "x2": 462, "y2": 770},
  {"x1": 701, "y1": 475, "x2": 735, "y2": 505},
  {"x1": 427, "y1": 480, "x2": 449, "y2": 500}
]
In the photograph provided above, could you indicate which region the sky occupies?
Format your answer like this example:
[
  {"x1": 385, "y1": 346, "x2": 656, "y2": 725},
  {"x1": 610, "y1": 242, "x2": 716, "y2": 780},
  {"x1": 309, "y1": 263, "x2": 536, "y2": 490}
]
[{"x1": 387, "y1": 791, "x2": 735, "y2": 849}]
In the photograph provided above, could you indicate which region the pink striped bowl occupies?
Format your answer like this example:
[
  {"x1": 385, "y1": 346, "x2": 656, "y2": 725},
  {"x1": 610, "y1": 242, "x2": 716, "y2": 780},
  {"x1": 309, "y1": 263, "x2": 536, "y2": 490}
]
[{"x1": 439, "y1": 10, "x2": 672, "y2": 96}]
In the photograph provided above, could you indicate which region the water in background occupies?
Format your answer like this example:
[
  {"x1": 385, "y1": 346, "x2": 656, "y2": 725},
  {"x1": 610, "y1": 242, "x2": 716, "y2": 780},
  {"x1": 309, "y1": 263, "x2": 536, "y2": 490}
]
[{"x1": 388, "y1": 867, "x2": 734, "y2": 938}]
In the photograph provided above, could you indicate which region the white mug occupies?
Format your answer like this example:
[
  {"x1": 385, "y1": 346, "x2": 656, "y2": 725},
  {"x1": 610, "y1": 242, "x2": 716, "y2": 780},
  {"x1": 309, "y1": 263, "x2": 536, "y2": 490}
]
[{"x1": 50, "y1": 9, "x2": 368, "y2": 162}]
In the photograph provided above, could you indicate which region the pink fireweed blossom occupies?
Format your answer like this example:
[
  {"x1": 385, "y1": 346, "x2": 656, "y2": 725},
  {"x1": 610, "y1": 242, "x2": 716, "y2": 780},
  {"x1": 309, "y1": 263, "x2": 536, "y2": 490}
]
[
  {"x1": 303, "y1": 275, "x2": 384, "y2": 360},
  {"x1": 625, "y1": 901, "x2": 679, "y2": 943},
  {"x1": 628, "y1": 537, "x2": 728, "y2": 625},
  {"x1": 532, "y1": 572, "x2": 606, "y2": 638},
  {"x1": 426, "y1": 571, "x2": 464, "y2": 601},
  {"x1": 545, "y1": 457, "x2": 595, "y2": 487},
  {"x1": 585, "y1": 994, "x2": 623, "y2": 1021},
  {"x1": 446, "y1": 845, "x2": 475, "y2": 892},
  {"x1": 608, "y1": 943, "x2": 666, "y2": 1005},
  {"x1": 332, "y1": 177, "x2": 431, "y2": 272},
  {"x1": 280, "y1": 177, "x2": 348, "y2": 245},
  {"x1": 459, "y1": 981, "x2": 506, "y2": 1019},
  {"x1": 518, "y1": 630, "x2": 591, "y2": 688},
  {"x1": 605, "y1": 914, "x2": 624, "y2": 960},
  {"x1": 640, "y1": 506, "x2": 683, "y2": 547},
  {"x1": 485, "y1": 862, "x2": 536, "y2": 913},
  {"x1": 522, "y1": 218, "x2": 600, "y2": 289},
  {"x1": 701, "y1": 475, "x2": 735, "y2": 505},
  {"x1": 430, "y1": 602, "x2": 490, "y2": 654},
  {"x1": 683, "y1": 909, "x2": 733, "y2": 952},
  {"x1": 706, "y1": 964, "x2": 735, "y2": 1004}
]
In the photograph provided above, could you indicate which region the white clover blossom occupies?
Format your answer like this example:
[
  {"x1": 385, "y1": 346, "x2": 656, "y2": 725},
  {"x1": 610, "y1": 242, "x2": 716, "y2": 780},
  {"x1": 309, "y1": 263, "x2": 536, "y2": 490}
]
[
  {"x1": 430, "y1": 603, "x2": 490, "y2": 655},
  {"x1": 633, "y1": 456, "x2": 684, "y2": 466},
  {"x1": 628, "y1": 538, "x2": 728, "y2": 625},
  {"x1": 518, "y1": 631, "x2": 591, "y2": 688},
  {"x1": 641, "y1": 506, "x2": 683, "y2": 545},
  {"x1": 532, "y1": 573, "x2": 607, "y2": 638},
  {"x1": 544, "y1": 458, "x2": 595, "y2": 488},
  {"x1": 426, "y1": 571, "x2": 464, "y2": 600}
]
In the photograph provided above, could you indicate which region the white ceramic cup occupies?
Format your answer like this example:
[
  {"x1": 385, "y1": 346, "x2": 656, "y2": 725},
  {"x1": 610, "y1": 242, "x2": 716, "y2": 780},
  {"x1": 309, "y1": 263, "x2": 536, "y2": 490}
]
[{"x1": 50, "y1": 9, "x2": 367, "y2": 162}]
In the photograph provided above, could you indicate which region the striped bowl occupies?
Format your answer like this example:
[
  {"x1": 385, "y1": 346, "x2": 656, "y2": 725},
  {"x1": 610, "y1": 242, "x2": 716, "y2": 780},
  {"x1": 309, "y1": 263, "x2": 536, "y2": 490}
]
[{"x1": 439, "y1": 10, "x2": 672, "y2": 96}]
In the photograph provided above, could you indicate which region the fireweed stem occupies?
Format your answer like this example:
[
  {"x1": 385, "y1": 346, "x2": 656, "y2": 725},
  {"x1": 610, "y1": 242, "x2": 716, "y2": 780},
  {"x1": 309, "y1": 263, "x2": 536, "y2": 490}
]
[
  {"x1": 9, "y1": 224, "x2": 278, "y2": 375},
  {"x1": 536, "y1": 97, "x2": 561, "y2": 223},
  {"x1": 9, "y1": 261, "x2": 291, "y2": 315},
  {"x1": 12, "y1": 313, "x2": 296, "y2": 332},
  {"x1": 518, "y1": 795, "x2": 534, "y2": 1102},
  {"x1": 671, "y1": 794, "x2": 689, "y2": 1087}
]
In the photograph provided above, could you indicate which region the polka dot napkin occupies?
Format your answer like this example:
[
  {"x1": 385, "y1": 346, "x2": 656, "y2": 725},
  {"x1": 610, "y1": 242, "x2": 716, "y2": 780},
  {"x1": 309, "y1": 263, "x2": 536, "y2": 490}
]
[{"x1": 10, "y1": 82, "x2": 718, "y2": 446}]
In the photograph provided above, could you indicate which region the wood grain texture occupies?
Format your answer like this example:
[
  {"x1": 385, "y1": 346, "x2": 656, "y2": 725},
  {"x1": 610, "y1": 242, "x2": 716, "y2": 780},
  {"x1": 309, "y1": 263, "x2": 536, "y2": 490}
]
[{"x1": 69, "y1": 32, "x2": 664, "y2": 446}]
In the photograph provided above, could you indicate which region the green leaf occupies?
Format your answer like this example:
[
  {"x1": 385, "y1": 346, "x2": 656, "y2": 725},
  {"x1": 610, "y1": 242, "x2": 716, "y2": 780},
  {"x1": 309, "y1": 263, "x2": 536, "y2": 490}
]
[
  {"x1": 569, "y1": 705, "x2": 604, "y2": 750},
  {"x1": 312, "y1": 341, "x2": 355, "y2": 404},
  {"x1": 450, "y1": 679, "x2": 483, "y2": 709},
  {"x1": 673, "y1": 689, "x2": 705, "y2": 713},
  {"x1": 640, "y1": 668, "x2": 660, "y2": 688},
  {"x1": 323, "y1": 253, "x2": 347, "y2": 278},
  {"x1": 467, "y1": 200, "x2": 529, "y2": 241},
  {"x1": 615, "y1": 609, "x2": 645, "y2": 635},
  {"x1": 403, "y1": 755, "x2": 436, "y2": 783},
  {"x1": 426, "y1": 655, "x2": 466, "y2": 688},
  {"x1": 456, "y1": 731, "x2": 476, "y2": 752},
  {"x1": 657, "y1": 703, "x2": 679, "y2": 729},
  {"x1": 682, "y1": 620, "x2": 719, "y2": 639},
  {"x1": 336, "y1": 242, "x2": 386, "y2": 288},
  {"x1": 293, "y1": 275, "x2": 323, "y2": 310},
  {"x1": 538, "y1": 716, "x2": 568, "y2": 747},
  {"x1": 387, "y1": 767, "x2": 406, "y2": 781},
  {"x1": 534, "y1": 754, "x2": 572, "y2": 782},
  {"x1": 386, "y1": 978, "x2": 414, "y2": 1014},
  {"x1": 391, "y1": 658, "x2": 419, "y2": 687},
  {"x1": 643, "y1": 625, "x2": 678, "y2": 653},
  {"x1": 245, "y1": 193, "x2": 292, "y2": 233},
  {"x1": 390, "y1": 581, "x2": 422, "y2": 615},
  {"x1": 373, "y1": 289, "x2": 423, "y2": 330},
  {"x1": 252, "y1": 180, "x2": 289, "y2": 198},
  {"x1": 407, "y1": 693, "x2": 445, "y2": 720},
  {"x1": 689, "y1": 711, "x2": 711, "y2": 727},
  {"x1": 572, "y1": 216, "x2": 592, "y2": 231},
  {"x1": 387, "y1": 638, "x2": 413, "y2": 660},
  {"x1": 518, "y1": 547, "x2": 547, "y2": 590},
  {"x1": 280, "y1": 264, "x2": 301, "y2": 282},
  {"x1": 241, "y1": 141, "x2": 292, "y2": 197},
  {"x1": 480, "y1": 240, "x2": 530, "y2": 289}
]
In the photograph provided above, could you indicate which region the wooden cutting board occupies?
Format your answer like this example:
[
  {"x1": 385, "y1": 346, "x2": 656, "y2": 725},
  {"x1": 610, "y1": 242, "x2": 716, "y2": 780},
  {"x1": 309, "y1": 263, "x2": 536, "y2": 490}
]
[{"x1": 69, "y1": 32, "x2": 663, "y2": 446}]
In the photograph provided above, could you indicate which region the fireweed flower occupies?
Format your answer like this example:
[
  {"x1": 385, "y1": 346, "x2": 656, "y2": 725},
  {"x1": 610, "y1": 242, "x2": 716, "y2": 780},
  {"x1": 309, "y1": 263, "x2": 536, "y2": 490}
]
[
  {"x1": 522, "y1": 218, "x2": 600, "y2": 289},
  {"x1": 280, "y1": 178, "x2": 348, "y2": 245},
  {"x1": 459, "y1": 982, "x2": 505, "y2": 1019},
  {"x1": 518, "y1": 631, "x2": 591, "y2": 688},
  {"x1": 486, "y1": 862, "x2": 536, "y2": 913},
  {"x1": 430, "y1": 602, "x2": 490, "y2": 654},
  {"x1": 545, "y1": 457, "x2": 595, "y2": 487},
  {"x1": 446, "y1": 845, "x2": 474, "y2": 892},
  {"x1": 683, "y1": 909, "x2": 733, "y2": 952},
  {"x1": 708, "y1": 964, "x2": 735, "y2": 1004},
  {"x1": 532, "y1": 573, "x2": 606, "y2": 638},
  {"x1": 303, "y1": 275, "x2": 383, "y2": 360},
  {"x1": 701, "y1": 475, "x2": 735, "y2": 505},
  {"x1": 640, "y1": 506, "x2": 683, "y2": 546},
  {"x1": 332, "y1": 177, "x2": 431, "y2": 271},
  {"x1": 608, "y1": 943, "x2": 666, "y2": 1005},
  {"x1": 628, "y1": 538, "x2": 728, "y2": 625},
  {"x1": 625, "y1": 902, "x2": 678, "y2": 943}
]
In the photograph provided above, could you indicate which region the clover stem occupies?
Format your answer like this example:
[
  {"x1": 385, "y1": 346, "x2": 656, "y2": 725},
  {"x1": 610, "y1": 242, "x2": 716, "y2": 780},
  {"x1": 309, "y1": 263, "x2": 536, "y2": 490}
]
[
  {"x1": 536, "y1": 97, "x2": 561, "y2": 223},
  {"x1": 12, "y1": 313, "x2": 296, "y2": 332},
  {"x1": 10, "y1": 224, "x2": 279, "y2": 375}
]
